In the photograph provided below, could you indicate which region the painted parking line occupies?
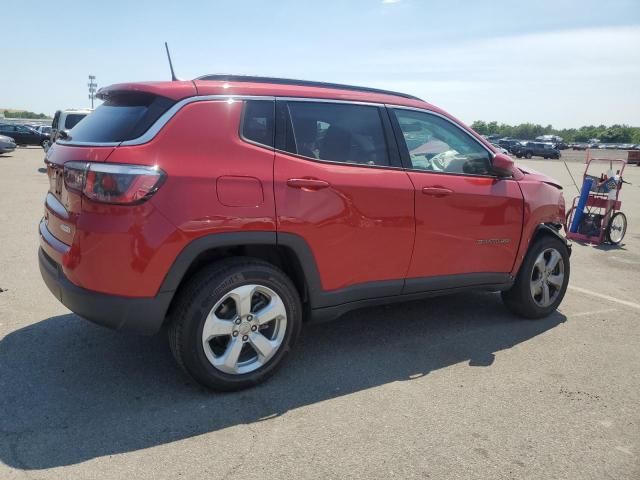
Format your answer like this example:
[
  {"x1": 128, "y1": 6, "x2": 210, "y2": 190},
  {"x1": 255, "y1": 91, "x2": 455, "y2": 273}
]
[
  {"x1": 571, "y1": 308, "x2": 618, "y2": 318},
  {"x1": 568, "y1": 285, "x2": 640, "y2": 311}
]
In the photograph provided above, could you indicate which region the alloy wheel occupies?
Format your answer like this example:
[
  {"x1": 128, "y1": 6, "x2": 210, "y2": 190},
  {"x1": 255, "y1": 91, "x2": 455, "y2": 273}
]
[
  {"x1": 201, "y1": 284, "x2": 287, "y2": 375},
  {"x1": 529, "y1": 248, "x2": 565, "y2": 307}
]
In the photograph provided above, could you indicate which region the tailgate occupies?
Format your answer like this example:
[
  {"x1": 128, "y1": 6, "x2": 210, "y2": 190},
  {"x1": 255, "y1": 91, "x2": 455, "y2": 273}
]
[{"x1": 44, "y1": 144, "x2": 116, "y2": 246}]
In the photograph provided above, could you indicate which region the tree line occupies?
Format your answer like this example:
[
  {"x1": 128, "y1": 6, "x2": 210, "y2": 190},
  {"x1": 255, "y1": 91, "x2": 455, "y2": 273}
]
[
  {"x1": 470, "y1": 121, "x2": 640, "y2": 144},
  {"x1": 3, "y1": 110, "x2": 50, "y2": 119}
]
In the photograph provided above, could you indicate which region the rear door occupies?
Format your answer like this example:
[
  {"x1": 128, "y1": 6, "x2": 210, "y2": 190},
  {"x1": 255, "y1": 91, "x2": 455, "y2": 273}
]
[
  {"x1": 273, "y1": 99, "x2": 415, "y2": 305},
  {"x1": 389, "y1": 108, "x2": 523, "y2": 290}
]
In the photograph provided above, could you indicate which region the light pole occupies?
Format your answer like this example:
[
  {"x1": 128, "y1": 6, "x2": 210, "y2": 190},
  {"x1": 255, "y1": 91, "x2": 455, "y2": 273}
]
[{"x1": 88, "y1": 75, "x2": 97, "y2": 109}]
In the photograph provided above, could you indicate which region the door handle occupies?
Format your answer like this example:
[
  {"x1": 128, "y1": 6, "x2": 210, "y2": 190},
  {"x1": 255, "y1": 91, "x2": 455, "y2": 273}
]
[
  {"x1": 422, "y1": 186, "x2": 453, "y2": 196},
  {"x1": 287, "y1": 178, "x2": 330, "y2": 190}
]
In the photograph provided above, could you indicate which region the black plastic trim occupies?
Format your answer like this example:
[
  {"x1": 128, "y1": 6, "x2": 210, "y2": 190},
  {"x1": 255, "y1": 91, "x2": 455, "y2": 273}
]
[
  {"x1": 39, "y1": 226, "x2": 523, "y2": 334},
  {"x1": 403, "y1": 273, "x2": 513, "y2": 294},
  {"x1": 39, "y1": 248, "x2": 172, "y2": 335},
  {"x1": 158, "y1": 232, "x2": 277, "y2": 293},
  {"x1": 195, "y1": 74, "x2": 423, "y2": 101},
  {"x1": 310, "y1": 278, "x2": 514, "y2": 323},
  {"x1": 277, "y1": 233, "x2": 513, "y2": 308},
  {"x1": 534, "y1": 224, "x2": 572, "y2": 256}
]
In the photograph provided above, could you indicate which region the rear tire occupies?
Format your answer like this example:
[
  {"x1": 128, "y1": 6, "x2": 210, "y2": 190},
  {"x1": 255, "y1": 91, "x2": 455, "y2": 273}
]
[
  {"x1": 167, "y1": 258, "x2": 302, "y2": 391},
  {"x1": 502, "y1": 235, "x2": 570, "y2": 319}
]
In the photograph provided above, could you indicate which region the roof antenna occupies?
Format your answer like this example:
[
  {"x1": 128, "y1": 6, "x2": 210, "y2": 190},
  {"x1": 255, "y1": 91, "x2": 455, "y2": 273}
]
[{"x1": 165, "y1": 42, "x2": 178, "y2": 81}]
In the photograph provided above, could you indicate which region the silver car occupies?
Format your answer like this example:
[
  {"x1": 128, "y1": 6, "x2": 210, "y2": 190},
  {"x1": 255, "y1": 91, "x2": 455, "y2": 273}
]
[{"x1": 0, "y1": 134, "x2": 16, "y2": 154}]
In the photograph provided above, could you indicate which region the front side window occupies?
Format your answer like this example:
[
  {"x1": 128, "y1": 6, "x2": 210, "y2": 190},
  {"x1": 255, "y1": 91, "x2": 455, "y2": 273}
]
[
  {"x1": 283, "y1": 101, "x2": 390, "y2": 167},
  {"x1": 393, "y1": 109, "x2": 491, "y2": 175},
  {"x1": 241, "y1": 100, "x2": 274, "y2": 148}
]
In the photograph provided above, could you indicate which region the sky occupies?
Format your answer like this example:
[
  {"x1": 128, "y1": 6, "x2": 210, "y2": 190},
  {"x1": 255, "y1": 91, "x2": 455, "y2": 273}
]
[{"x1": 2, "y1": 0, "x2": 639, "y2": 128}]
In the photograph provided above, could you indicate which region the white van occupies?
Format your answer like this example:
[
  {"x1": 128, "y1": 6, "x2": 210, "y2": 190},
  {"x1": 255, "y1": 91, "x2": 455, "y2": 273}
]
[{"x1": 49, "y1": 109, "x2": 92, "y2": 148}]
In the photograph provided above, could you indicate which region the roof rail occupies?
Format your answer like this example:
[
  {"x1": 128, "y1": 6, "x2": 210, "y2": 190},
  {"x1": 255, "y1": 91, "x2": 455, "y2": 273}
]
[{"x1": 195, "y1": 74, "x2": 423, "y2": 101}]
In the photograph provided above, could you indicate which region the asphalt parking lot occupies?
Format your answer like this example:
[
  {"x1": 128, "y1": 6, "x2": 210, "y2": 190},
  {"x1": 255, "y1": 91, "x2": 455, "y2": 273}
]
[{"x1": 1, "y1": 147, "x2": 639, "y2": 479}]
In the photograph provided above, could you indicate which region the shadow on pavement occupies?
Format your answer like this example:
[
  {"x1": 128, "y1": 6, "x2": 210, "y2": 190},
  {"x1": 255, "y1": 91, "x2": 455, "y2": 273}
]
[{"x1": 0, "y1": 291, "x2": 565, "y2": 470}]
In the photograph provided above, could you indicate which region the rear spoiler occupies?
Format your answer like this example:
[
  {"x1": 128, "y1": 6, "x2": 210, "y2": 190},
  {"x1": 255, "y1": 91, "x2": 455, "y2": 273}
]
[{"x1": 97, "y1": 81, "x2": 196, "y2": 102}]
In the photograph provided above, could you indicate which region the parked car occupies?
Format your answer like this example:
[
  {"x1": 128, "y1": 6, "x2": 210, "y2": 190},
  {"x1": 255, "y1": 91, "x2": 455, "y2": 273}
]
[
  {"x1": 512, "y1": 142, "x2": 561, "y2": 159},
  {"x1": 50, "y1": 109, "x2": 91, "y2": 146},
  {"x1": 0, "y1": 124, "x2": 50, "y2": 147},
  {"x1": 489, "y1": 141, "x2": 510, "y2": 155},
  {"x1": 617, "y1": 144, "x2": 635, "y2": 150},
  {"x1": 39, "y1": 75, "x2": 570, "y2": 390},
  {"x1": 497, "y1": 138, "x2": 522, "y2": 152},
  {"x1": 571, "y1": 143, "x2": 588, "y2": 150},
  {"x1": 0, "y1": 134, "x2": 16, "y2": 154},
  {"x1": 35, "y1": 125, "x2": 52, "y2": 135}
]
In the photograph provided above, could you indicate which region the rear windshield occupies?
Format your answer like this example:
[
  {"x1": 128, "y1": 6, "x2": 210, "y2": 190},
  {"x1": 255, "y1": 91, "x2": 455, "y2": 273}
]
[{"x1": 66, "y1": 92, "x2": 175, "y2": 143}]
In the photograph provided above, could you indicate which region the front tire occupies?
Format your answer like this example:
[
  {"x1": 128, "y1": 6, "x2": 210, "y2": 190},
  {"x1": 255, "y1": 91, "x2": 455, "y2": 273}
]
[
  {"x1": 168, "y1": 258, "x2": 302, "y2": 391},
  {"x1": 525, "y1": 152, "x2": 532, "y2": 159},
  {"x1": 502, "y1": 235, "x2": 570, "y2": 319}
]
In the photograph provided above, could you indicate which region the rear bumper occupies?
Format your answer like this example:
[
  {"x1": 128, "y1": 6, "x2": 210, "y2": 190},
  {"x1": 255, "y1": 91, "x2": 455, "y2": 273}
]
[{"x1": 39, "y1": 247, "x2": 172, "y2": 335}]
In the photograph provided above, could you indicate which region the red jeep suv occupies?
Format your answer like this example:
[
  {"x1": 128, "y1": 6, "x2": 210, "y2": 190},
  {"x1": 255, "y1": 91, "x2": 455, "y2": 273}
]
[{"x1": 39, "y1": 75, "x2": 570, "y2": 390}]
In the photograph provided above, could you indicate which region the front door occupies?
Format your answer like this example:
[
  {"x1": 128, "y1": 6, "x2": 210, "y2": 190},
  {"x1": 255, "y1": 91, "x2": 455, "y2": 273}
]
[
  {"x1": 274, "y1": 100, "x2": 415, "y2": 306},
  {"x1": 390, "y1": 108, "x2": 523, "y2": 289}
]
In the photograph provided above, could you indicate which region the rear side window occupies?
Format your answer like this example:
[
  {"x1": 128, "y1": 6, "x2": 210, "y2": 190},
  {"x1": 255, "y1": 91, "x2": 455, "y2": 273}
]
[
  {"x1": 241, "y1": 100, "x2": 274, "y2": 147},
  {"x1": 64, "y1": 114, "x2": 87, "y2": 129},
  {"x1": 282, "y1": 101, "x2": 390, "y2": 167},
  {"x1": 65, "y1": 92, "x2": 174, "y2": 143}
]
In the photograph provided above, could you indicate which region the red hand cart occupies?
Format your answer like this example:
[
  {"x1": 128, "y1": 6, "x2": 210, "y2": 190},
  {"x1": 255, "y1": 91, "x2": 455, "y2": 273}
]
[{"x1": 565, "y1": 155, "x2": 627, "y2": 245}]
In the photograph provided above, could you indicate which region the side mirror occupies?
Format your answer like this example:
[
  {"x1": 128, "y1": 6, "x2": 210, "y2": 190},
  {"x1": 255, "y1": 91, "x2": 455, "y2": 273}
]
[
  {"x1": 491, "y1": 153, "x2": 515, "y2": 178},
  {"x1": 58, "y1": 130, "x2": 70, "y2": 140}
]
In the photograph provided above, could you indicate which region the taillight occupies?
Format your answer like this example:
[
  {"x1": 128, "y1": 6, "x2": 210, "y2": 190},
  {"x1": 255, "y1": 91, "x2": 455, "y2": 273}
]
[{"x1": 63, "y1": 162, "x2": 165, "y2": 204}]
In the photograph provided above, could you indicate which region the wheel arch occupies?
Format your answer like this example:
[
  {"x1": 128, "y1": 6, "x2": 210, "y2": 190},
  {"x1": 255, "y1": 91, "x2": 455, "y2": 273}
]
[
  {"x1": 511, "y1": 223, "x2": 571, "y2": 277},
  {"x1": 159, "y1": 232, "x2": 323, "y2": 322}
]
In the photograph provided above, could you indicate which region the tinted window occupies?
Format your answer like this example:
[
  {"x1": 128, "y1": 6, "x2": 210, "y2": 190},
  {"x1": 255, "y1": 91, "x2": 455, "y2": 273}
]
[
  {"x1": 393, "y1": 109, "x2": 491, "y2": 175},
  {"x1": 284, "y1": 102, "x2": 389, "y2": 166},
  {"x1": 64, "y1": 114, "x2": 87, "y2": 129},
  {"x1": 0, "y1": 125, "x2": 14, "y2": 133},
  {"x1": 241, "y1": 100, "x2": 274, "y2": 147},
  {"x1": 52, "y1": 111, "x2": 60, "y2": 130},
  {"x1": 65, "y1": 93, "x2": 174, "y2": 143}
]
